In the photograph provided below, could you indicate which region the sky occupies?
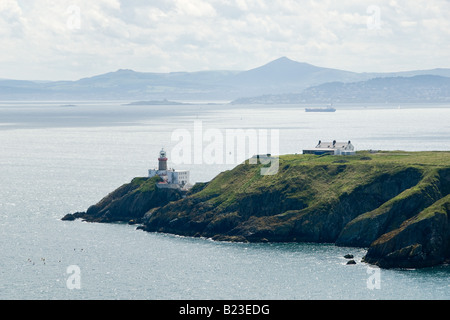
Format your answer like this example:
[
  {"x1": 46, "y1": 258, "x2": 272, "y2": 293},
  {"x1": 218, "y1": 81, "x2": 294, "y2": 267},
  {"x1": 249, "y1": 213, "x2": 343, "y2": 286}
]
[{"x1": 1, "y1": 0, "x2": 450, "y2": 81}]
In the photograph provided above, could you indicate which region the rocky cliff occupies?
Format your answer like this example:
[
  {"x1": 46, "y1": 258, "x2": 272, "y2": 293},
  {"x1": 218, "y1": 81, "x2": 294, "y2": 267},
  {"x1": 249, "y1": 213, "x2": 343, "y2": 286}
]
[
  {"x1": 62, "y1": 176, "x2": 183, "y2": 224},
  {"x1": 63, "y1": 151, "x2": 450, "y2": 269}
]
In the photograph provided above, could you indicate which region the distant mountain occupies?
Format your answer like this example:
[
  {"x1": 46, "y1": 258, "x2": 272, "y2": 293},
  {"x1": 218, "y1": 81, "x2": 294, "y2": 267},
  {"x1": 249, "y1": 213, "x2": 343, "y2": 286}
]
[
  {"x1": 219, "y1": 57, "x2": 363, "y2": 96},
  {"x1": 0, "y1": 69, "x2": 240, "y2": 101},
  {"x1": 232, "y1": 75, "x2": 450, "y2": 104},
  {"x1": 1, "y1": 57, "x2": 450, "y2": 101}
]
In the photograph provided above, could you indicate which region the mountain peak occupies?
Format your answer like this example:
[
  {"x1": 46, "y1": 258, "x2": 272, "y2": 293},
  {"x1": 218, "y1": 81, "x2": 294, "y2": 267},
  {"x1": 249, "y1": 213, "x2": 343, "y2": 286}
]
[
  {"x1": 231, "y1": 56, "x2": 325, "y2": 85},
  {"x1": 252, "y1": 57, "x2": 320, "y2": 73},
  {"x1": 266, "y1": 56, "x2": 313, "y2": 66},
  {"x1": 273, "y1": 56, "x2": 293, "y2": 62},
  {"x1": 115, "y1": 69, "x2": 136, "y2": 74}
]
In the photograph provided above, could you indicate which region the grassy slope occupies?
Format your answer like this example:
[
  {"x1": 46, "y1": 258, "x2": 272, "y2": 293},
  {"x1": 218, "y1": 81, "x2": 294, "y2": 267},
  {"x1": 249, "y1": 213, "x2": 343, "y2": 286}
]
[
  {"x1": 190, "y1": 151, "x2": 447, "y2": 225},
  {"x1": 195, "y1": 151, "x2": 448, "y2": 203},
  {"x1": 143, "y1": 150, "x2": 450, "y2": 267}
]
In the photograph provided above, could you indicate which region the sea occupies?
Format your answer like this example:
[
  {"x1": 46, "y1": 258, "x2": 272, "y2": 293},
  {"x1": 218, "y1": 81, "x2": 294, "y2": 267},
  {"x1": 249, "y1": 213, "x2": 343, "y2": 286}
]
[{"x1": 0, "y1": 101, "x2": 449, "y2": 300}]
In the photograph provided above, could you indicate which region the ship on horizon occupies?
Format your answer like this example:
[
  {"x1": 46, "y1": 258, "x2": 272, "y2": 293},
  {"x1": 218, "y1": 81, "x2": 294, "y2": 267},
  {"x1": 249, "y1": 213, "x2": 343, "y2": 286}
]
[{"x1": 305, "y1": 106, "x2": 336, "y2": 112}]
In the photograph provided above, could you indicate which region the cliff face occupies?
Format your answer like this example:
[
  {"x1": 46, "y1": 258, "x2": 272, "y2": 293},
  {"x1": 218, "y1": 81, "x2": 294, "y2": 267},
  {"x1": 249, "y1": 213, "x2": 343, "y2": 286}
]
[
  {"x1": 62, "y1": 176, "x2": 183, "y2": 223},
  {"x1": 362, "y1": 170, "x2": 450, "y2": 268},
  {"x1": 64, "y1": 151, "x2": 450, "y2": 269},
  {"x1": 336, "y1": 169, "x2": 447, "y2": 247}
]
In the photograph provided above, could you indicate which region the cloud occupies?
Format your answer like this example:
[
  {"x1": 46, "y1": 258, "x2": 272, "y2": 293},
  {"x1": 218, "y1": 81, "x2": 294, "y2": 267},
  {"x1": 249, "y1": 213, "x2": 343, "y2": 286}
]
[
  {"x1": 1, "y1": 0, "x2": 449, "y2": 80},
  {"x1": 174, "y1": 0, "x2": 217, "y2": 17},
  {"x1": 0, "y1": 0, "x2": 25, "y2": 37}
]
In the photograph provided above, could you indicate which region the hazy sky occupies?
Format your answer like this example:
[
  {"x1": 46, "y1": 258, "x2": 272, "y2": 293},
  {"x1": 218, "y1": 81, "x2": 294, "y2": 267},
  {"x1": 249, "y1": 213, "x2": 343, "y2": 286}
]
[{"x1": 1, "y1": 0, "x2": 450, "y2": 80}]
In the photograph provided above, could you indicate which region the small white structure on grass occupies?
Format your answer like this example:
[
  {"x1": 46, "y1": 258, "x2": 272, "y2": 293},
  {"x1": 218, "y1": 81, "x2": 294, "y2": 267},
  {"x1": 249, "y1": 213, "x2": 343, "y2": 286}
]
[{"x1": 303, "y1": 140, "x2": 356, "y2": 155}]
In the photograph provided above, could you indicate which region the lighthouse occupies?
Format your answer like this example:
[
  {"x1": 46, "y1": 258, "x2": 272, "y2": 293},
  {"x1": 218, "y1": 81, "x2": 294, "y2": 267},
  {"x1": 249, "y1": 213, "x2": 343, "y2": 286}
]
[
  {"x1": 148, "y1": 148, "x2": 190, "y2": 189},
  {"x1": 158, "y1": 148, "x2": 168, "y2": 171}
]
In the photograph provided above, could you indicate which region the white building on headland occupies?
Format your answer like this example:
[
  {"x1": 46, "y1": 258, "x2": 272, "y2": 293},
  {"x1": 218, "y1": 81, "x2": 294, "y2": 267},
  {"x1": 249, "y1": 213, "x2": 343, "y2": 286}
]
[
  {"x1": 303, "y1": 140, "x2": 356, "y2": 155},
  {"x1": 148, "y1": 148, "x2": 190, "y2": 189}
]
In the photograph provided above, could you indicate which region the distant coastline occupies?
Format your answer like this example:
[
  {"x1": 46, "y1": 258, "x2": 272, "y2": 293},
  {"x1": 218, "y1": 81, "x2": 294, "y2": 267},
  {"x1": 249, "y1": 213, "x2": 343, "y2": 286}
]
[
  {"x1": 124, "y1": 99, "x2": 192, "y2": 106},
  {"x1": 124, "y1": 99, "x2": 223, "y2": 106}
]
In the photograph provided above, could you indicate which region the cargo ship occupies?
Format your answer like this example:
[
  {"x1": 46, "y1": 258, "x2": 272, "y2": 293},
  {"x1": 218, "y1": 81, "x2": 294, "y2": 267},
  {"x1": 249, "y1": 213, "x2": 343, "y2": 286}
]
[{"x1": 305, "y1": 106, "x2": 336, "y2": 112}]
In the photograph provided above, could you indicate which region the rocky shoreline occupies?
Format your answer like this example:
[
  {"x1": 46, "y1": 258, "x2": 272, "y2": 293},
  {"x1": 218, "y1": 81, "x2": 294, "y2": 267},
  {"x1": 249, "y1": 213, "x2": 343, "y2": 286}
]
[{"x1": 63, "y1": 151, "x2": 450, "y2": 269}]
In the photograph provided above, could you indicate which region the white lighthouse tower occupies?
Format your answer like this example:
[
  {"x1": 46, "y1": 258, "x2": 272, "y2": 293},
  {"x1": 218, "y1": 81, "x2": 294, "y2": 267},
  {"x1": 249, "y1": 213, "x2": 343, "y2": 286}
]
[{"x1": 148, "y1": 148, "x2": 190, "y2": 189}]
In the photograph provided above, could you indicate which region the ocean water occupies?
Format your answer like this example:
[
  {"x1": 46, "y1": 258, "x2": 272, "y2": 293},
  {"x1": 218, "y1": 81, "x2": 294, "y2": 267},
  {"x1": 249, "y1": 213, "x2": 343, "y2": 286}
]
[{"x1": 0, "y1": 101, "x2": 450, "y2": 300}]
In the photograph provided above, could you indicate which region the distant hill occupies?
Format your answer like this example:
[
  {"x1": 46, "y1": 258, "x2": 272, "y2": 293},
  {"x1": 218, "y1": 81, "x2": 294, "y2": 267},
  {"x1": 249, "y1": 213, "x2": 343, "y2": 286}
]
[
  {"x1": 1, "y1": 57, "x2": 450, "y2": 101},
  {"x1": 0, "y1": 69, "x2": 240, "y2": 101},
  {"x1": 124, "y1": 99, "x2": 192, "y2": 106},
  {"x1": 232, "y1": 75, "x2": 450, "y2": 104},
  {"x1": 219, "y1": 57, "x2": 364, "y2": 96}
]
